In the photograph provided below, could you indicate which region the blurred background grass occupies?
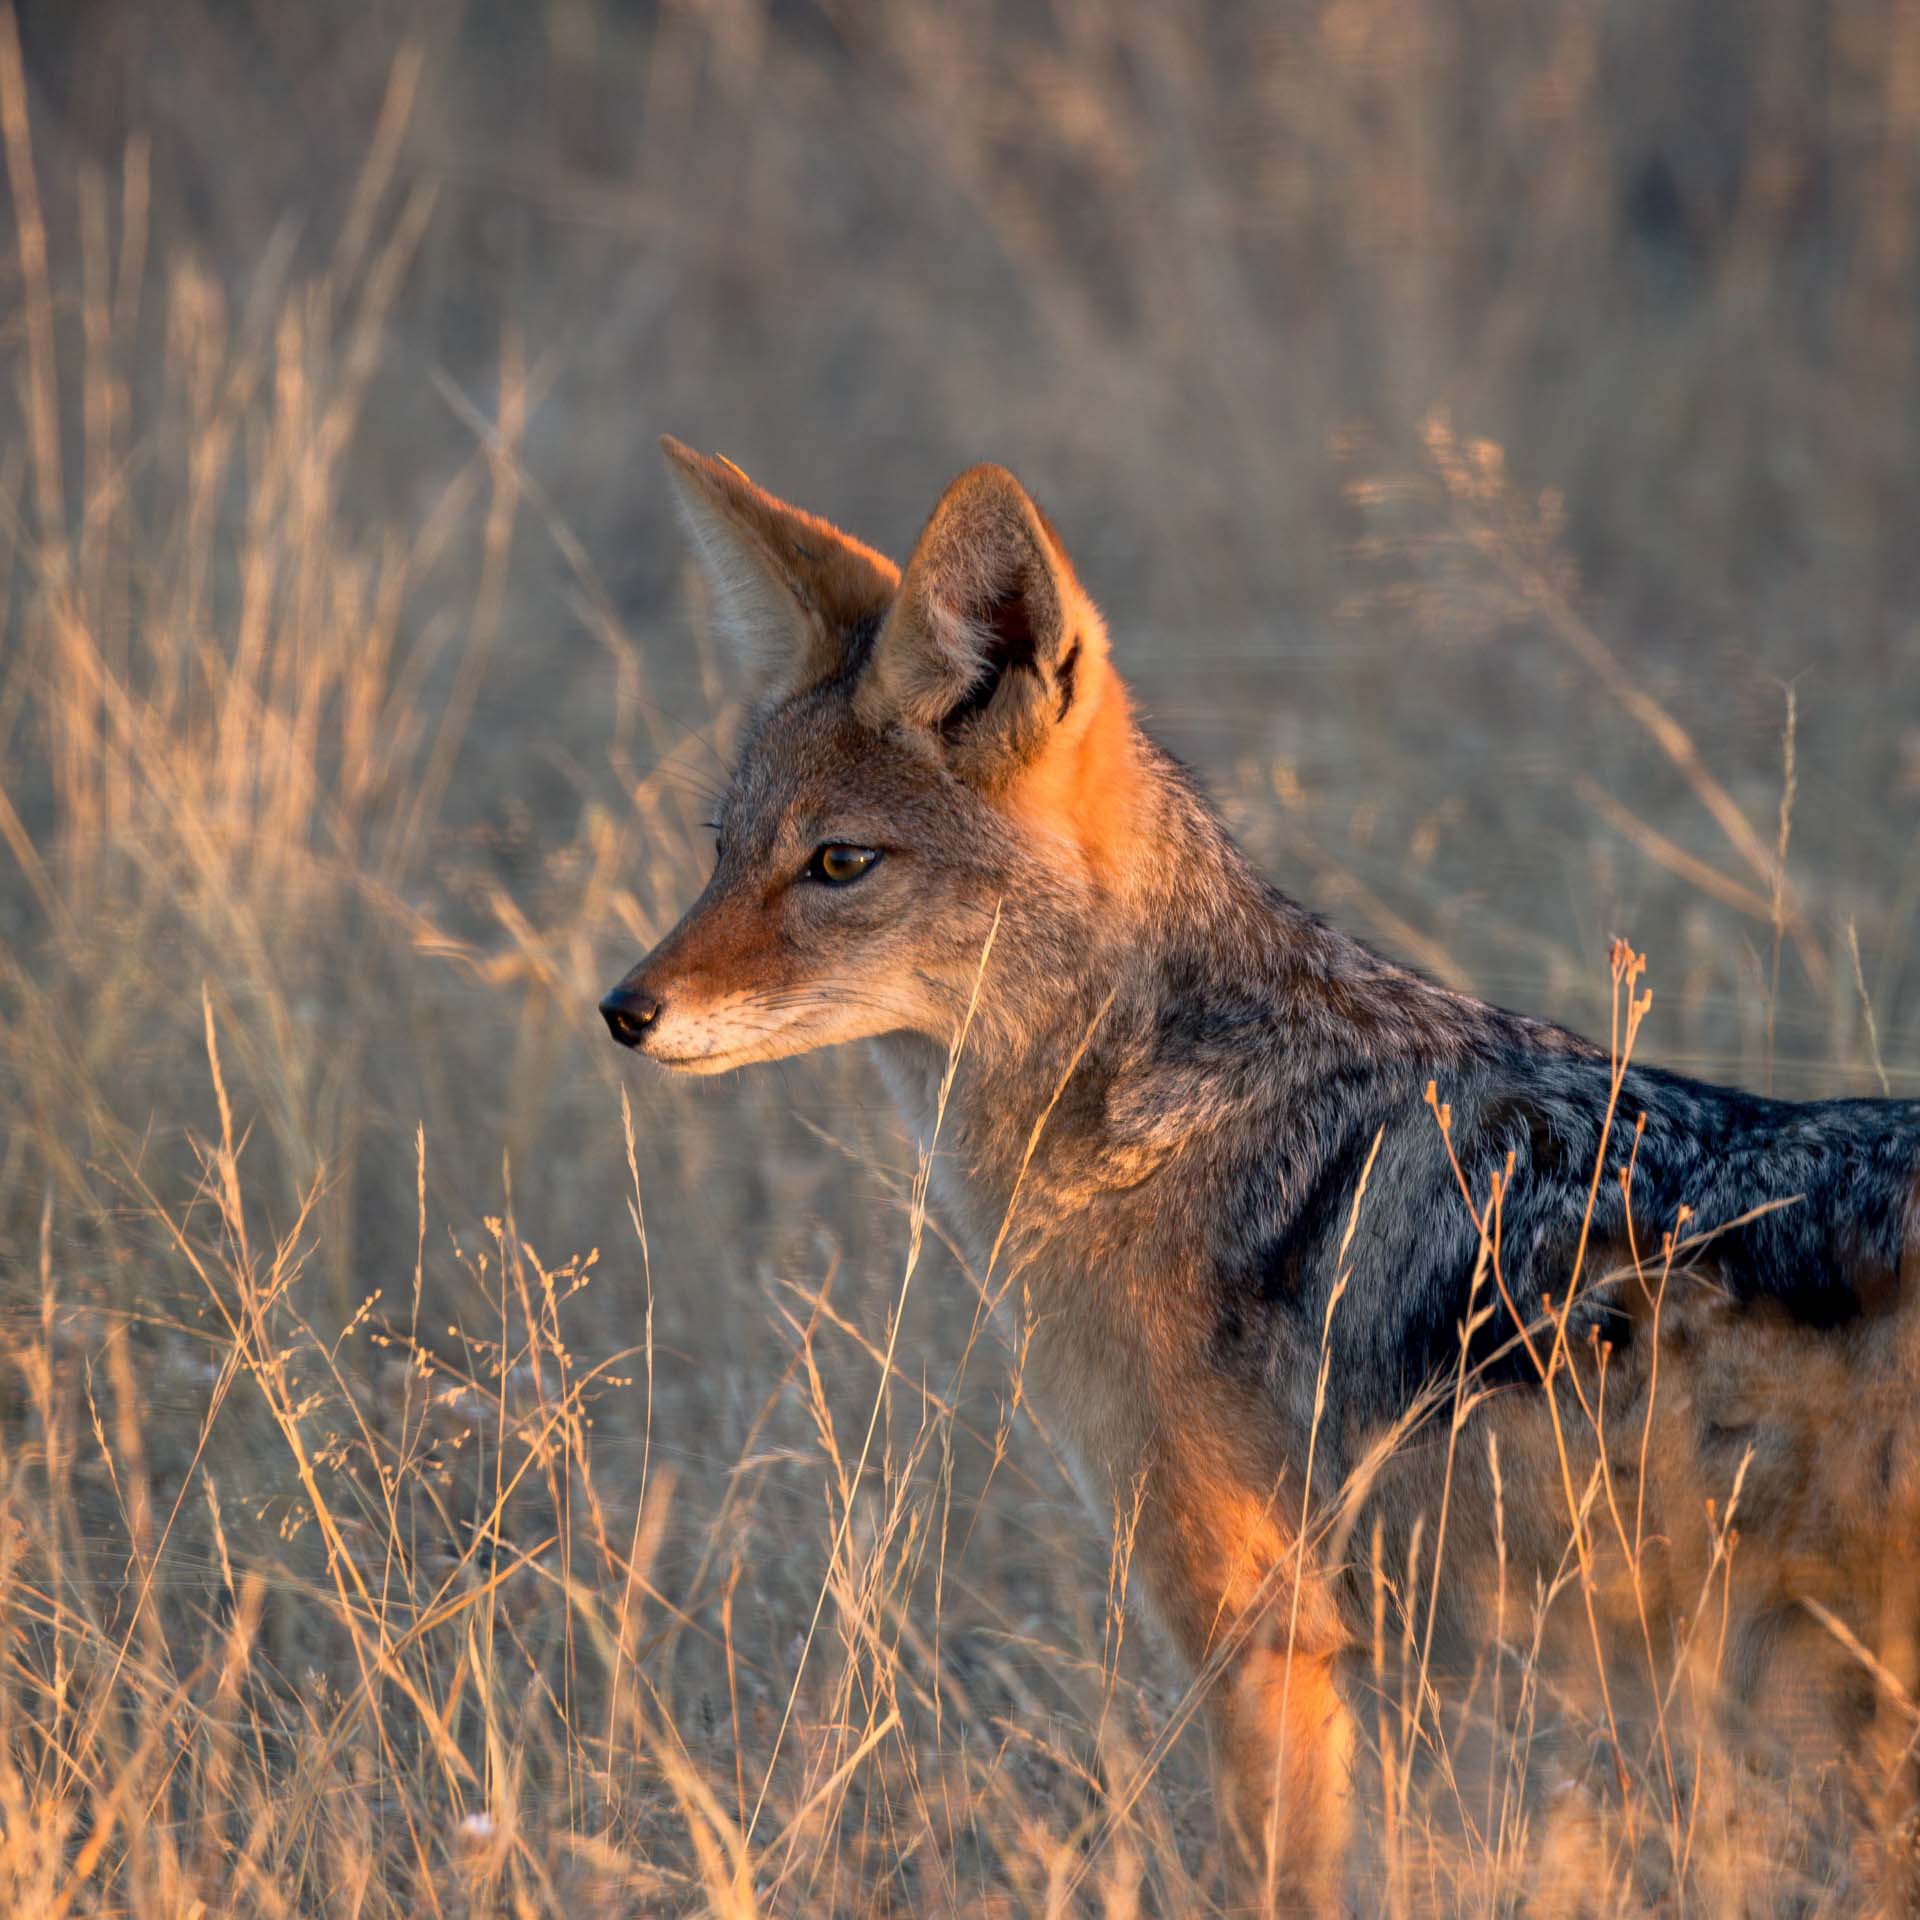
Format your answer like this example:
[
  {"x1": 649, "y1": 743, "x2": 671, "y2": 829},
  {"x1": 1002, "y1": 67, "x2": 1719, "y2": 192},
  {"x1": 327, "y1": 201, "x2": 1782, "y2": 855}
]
[{"x1": 0, "y1": 0, "x2": 1916, "y2": 1911}]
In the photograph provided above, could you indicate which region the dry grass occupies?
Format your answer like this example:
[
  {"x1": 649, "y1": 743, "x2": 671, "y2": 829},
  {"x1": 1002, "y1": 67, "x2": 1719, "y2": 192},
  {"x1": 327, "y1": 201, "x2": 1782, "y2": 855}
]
[{"x1": 0, "y1": 1, "x2": 1916, "y2": 1912}]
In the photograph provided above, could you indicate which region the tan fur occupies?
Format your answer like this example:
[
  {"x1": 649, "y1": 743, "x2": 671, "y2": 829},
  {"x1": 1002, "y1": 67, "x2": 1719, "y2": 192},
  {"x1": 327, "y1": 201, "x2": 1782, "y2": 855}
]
[
  {"x1": 1151, "y1": 1411, "x2": 1357, "y2": 1915},
  {"x1": 1218, "y1": 1642, "x2": 1353, "y2": 1917},
  {"x1": 1003, "y1": 678, "x2": 1152, "y2": 894}
]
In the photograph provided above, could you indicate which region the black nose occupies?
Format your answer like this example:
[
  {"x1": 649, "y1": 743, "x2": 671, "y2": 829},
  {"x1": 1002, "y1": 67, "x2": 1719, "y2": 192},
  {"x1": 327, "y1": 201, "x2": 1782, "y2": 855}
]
[{"x1": 600, "y1": 985, "x2": 661, "y2": 1049}]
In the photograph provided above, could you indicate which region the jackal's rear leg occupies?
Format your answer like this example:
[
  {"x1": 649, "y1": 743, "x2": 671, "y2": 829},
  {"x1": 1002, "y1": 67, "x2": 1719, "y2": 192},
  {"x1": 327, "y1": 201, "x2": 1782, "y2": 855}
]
[
  {"x1": 1864, "y1": 1262, "x2": 1920, "y2": 1917},
  {"x1": 1212, "y1": 1631, "x2": 1353, "y2": 1917},
  {"x1": 1861, "y1": 1529, "x2": 1920, "y2": 1914}
]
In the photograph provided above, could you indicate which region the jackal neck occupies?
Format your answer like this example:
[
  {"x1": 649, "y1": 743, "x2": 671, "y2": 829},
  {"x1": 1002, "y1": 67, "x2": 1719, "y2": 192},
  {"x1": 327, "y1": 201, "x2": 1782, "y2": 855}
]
[{"x1": 878, "y1": 723, "x2": 1536, "y2": 1230}]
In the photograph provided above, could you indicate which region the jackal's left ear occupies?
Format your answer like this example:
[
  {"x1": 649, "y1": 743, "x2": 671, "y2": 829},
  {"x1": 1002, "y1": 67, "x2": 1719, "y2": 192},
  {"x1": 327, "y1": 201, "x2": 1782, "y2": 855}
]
[
  {"x1": 660, "y1": 436, "x2": 899, "y2": 701},
  {"x1": 857, "y1": 464, "x2": 1114, "y2": 784}
]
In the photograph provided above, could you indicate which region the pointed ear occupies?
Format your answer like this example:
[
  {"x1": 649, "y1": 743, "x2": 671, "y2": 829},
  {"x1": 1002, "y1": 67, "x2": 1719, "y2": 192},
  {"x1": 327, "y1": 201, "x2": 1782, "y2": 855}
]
[
  {"x1": 855, "y1": 464, "x2": 1115, "y2": 785},
  {"x1": 660, "y1": 436, "x2": 899, "y2": 701}
]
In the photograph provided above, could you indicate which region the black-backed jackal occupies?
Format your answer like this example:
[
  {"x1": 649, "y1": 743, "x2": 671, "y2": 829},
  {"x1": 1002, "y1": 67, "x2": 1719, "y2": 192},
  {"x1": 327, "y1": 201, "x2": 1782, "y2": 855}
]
[{"x1": 603, "y1": 441, "x2": 1920, "y2": 1913}]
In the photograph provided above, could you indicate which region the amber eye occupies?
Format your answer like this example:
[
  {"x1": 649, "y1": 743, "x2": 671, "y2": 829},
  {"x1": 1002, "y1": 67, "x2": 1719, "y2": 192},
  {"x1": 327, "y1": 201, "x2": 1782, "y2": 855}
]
[{"x1": 806, "y1": 844, "x2": 881, "y2": 886}]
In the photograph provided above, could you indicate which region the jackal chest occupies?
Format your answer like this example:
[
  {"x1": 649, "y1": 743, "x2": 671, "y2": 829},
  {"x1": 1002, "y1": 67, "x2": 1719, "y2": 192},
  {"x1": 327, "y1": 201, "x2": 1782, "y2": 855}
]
[{"x1": 937, "y1": 1175, "x2": 1212, "y2": 1523}]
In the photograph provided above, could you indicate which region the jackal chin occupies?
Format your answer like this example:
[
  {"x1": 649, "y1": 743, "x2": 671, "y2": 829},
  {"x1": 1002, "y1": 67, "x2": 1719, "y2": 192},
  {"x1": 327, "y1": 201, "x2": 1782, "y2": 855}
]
[
  {"x1": 644, "y1": 1023, "x2": 814, "y2": 1076},
  {"x1": 647, "y1": 1044, "x2": 782, "y2": 1077}
]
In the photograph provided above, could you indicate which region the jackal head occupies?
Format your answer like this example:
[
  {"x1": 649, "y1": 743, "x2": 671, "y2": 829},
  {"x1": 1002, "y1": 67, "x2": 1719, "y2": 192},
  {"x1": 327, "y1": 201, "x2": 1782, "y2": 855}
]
[{"x1": 599, "y1": 439, "x2": 1137, "y2": 1073}]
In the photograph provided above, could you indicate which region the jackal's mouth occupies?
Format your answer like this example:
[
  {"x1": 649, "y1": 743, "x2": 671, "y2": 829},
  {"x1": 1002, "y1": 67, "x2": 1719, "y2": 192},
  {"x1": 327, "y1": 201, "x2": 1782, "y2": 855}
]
[{"x1": 642, "y1": 1043, "x2": 767, "y2": 1076}]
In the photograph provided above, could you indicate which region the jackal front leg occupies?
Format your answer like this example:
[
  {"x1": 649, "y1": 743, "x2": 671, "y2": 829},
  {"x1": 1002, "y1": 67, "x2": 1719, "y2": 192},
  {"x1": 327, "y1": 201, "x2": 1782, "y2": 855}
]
[{"x1": 1212, "y1": 1622, "x2": 1354, "y2": 1917}]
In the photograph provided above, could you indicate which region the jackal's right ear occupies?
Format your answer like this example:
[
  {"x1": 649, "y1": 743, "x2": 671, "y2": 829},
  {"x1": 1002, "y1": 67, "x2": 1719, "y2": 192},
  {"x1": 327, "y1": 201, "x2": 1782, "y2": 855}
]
[
  {"x1": 660, "y1": 437, "x2": 899, "y2": 701},
  {"x1": 857, "y1": 464, "x2": 1115, "y2": 788}
]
